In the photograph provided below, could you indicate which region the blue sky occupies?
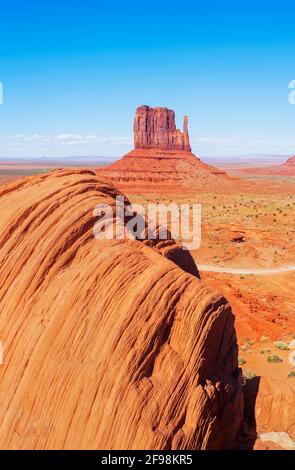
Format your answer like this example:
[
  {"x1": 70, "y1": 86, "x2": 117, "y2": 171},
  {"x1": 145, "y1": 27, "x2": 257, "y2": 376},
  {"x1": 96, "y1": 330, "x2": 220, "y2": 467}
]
[{"x1": 0, "y1": 0, "x2": 295, "y2": 159}]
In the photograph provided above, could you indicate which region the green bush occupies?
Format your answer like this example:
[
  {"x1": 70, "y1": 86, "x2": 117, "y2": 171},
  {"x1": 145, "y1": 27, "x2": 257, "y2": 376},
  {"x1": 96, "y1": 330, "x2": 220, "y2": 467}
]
[
  {"x1": 260, "y1": 348, "x2": 271, "y2": 354},
  {"x1": 267, "y1": 354, "x2": 283, "y2": 363},
  {"x1": 274, "y1": 341, "x2": 289, "y2": 351},
  {"x1": 238, "y1": 357, "x2": 247, "y2": 366},
  {"x1": 245, "y1": 338, "x2": 255, "y2": 346}
]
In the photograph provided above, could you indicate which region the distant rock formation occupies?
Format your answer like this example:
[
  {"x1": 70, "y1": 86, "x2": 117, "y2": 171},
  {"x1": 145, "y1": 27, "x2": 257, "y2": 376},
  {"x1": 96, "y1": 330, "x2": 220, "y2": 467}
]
[
  {"x1": 239, "y1": 376, "x2": 295, "y2": 450},
  {"x1": 285, "y1": 155, "x2": 295, "y2": 166},
  {"x1": 134, "y1": 105, "x2": 191, "y2": 152},
  {"x1": 236, "y1": 154, "x2": 295, "y2": 176},
  {"x1": 97, "y1": 105, "x2": 235, "y2": 193},
  {"x1": 255, "y1": 377, "x2": 295, "y2": 443},
  {"x1": 0, "y1": 169, "x2": 243, "y2": 449}
]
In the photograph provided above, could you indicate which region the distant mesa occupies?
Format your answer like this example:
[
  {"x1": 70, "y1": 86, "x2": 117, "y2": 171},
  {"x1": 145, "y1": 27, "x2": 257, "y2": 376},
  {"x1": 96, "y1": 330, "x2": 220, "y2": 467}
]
[
  {"x1": 237, "y1": 154, "x2": 295, "y2": 176},
  {"x1": 134, "y1": 105, "x2": 191, "y2": 152},
  {"x1": 97, "y1": 105, "x2": 234, "y2": 192}
]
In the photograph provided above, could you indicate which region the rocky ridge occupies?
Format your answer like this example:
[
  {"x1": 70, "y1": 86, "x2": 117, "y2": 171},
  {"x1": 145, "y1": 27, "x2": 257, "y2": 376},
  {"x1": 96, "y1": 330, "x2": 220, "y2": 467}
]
[{"x1": 0, "y1": 169, "x2": 243, "y2": 449}]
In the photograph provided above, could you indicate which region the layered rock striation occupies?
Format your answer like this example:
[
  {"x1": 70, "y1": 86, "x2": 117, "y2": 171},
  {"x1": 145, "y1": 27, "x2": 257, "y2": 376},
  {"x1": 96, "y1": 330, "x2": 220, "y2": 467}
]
[
  {"x1": 134, "y1": 105, "x2": 191, "y2": 152},
  {"x1": 255, "y1": 377, "x2": 295, "y2": 443},
  {"x1": 0, "y1": 169, "x2": 243, "y2": 449}
]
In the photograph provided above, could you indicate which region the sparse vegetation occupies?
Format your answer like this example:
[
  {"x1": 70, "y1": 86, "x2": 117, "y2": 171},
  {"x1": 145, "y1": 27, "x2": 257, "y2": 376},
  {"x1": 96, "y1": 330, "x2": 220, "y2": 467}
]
[
  {"x1": 242, "y1": 369, "x2": 257, "y2": 384},
  {"x1": 267, "y1": 354, "x2": 283, "y2": 363},
  {"x1": 245, "y1": 338, "x2": 255, "y2": 346},
  {"x1": 274, "y1": 341, "x2": 289, "y2": 351},
  {"x1": 260, "y1": 348, "x2": 271, "y2": 354},
  {"x1": 238, "y1": 357, "x2": 247, "y2": 366},
  {"x1": 288, "y1": 371, "x2": 295, "y2": 378}
]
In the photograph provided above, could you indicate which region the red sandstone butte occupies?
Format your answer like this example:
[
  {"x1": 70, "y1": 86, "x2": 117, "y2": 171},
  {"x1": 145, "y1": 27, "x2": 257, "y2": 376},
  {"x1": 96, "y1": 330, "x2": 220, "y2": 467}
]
[
  {"x1": 97, "y1": 105, "x2": 236, "y2": 193},
  {"x1": 134, "y1": 105, "x2": 191, "y2": 152}
]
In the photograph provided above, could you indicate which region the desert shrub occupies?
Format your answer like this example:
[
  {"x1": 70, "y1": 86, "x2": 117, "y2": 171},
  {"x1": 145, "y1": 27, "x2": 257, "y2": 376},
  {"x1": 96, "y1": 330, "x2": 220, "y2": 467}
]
[
  {"x1": 267, "y1": 354, "x2": 282, "y2": 363},
  {"x1": 274, "y1": 341, "x2": 289, "y2": 351},
  {"x1": 242, "y1": 369, "x2": 256, "y2": 384},
  {"x1": 245, "y1": 338, "x2": 255, "y2": 346},
  {"x1": 238, "y1": 357, "x2": 247, "y2": 366},
  {"x1": 260, "y1": 348, "x2": 271, "y2": 354}
]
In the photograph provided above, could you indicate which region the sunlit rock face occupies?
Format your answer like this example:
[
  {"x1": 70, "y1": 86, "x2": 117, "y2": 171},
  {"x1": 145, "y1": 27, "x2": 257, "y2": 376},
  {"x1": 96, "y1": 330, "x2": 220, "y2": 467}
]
[
  {"x1": 0, "y1": 169, "x2": 243, "y2": 449},
  {"x1": 134, "y1": 105, "x2": 191, "y2": 152},
  {"x1": 97, "y1": 105, "x2": 233, "y2": 194}
]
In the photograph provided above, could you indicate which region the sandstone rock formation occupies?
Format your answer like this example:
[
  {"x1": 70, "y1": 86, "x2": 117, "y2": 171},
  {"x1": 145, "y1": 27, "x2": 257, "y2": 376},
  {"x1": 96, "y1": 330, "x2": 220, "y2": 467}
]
[
  {"x1": 255, "y1": 377, "x2": 295, "y2": 443},
  {"x1": 236, "y1": 154, "x2": 295, "y2": 177},
  {"x1": 97, "y1": 105, "x2": 235, "y2": 193},
  {"x1": 285, "y1": 155, "x2": 295, "y2": 166},
  {"x1": 134, "y1": 105, "x2": 191, "y2": 152},
  {"x1": 0, "y1": 169, "x2": 243, "y2": 449},
  {"x1": 97, "y1": 148, "x2": 231, "y2": 192},
  {"x1": 236, "y1": 374, "x2": 295, "y2": 450}
]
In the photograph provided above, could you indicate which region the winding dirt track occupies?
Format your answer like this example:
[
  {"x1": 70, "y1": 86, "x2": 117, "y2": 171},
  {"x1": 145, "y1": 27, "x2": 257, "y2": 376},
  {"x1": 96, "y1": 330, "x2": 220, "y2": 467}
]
[{"x1": 198, "y1": 264, "x2": 295, "y2": 275}]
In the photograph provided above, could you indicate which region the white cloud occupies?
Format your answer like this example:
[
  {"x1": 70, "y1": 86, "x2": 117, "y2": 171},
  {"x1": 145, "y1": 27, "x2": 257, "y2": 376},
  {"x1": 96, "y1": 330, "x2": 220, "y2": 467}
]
[
  {"x1": 57, "y1": 133, "x2": 83, "y2": 143},
  {"x1": 0, "y1": 132, "x2": 133, "y2": 158},
  {"x1": 8, "y1": 134, "x2": 25, "y2": 140},
  {"x1": 190, "y1": 135, "x2": 295, "y2": 157},
  {"x1": 1, "y1": 131, "x2": 292, "y2": 159},
  {"x1": 24, "y1": 134, "x2": 50, "y2": 142},
  {"x1": 84, "y1": 134, "x2": 98, "y2": 141},
  {"x1": 7, "y1": 134, "x2": 50, "y2": 143},
  {"x1": 56, "y1": 134, "x2": 132, "y2": 146},
  {"x1": 193, "y1": 136, "x2": 232, "y2": 144}
]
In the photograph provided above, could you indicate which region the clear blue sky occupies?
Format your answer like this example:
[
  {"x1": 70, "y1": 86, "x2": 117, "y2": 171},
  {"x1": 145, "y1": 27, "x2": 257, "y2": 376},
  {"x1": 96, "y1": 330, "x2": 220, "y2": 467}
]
[{"x1": 0, "y1": 0, "x2": 295, "y2": 159}]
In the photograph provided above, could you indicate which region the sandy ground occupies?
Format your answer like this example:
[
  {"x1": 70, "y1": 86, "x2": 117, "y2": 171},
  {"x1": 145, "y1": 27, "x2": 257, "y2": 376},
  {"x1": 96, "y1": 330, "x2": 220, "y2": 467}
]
[{"x1": 126, "y1": 171, "x2": 295, "y2": 390}]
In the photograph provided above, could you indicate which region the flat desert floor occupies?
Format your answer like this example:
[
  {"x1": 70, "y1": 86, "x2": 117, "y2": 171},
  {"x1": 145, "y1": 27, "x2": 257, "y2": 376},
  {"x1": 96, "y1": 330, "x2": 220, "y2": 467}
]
[{"x1": 127, "y1": 170, "x2": 295, "y2": 386}]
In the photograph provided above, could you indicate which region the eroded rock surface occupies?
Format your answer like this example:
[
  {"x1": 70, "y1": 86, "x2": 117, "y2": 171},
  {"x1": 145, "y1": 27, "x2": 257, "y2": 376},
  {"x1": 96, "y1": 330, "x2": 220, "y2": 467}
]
[
  {"x1": 255, "y1": 377, "x2": 295, "y2": 442},
  {"x1": 0, "y1": 169, "x2": 243, "y2": 449},
  {"x1": 134, "y1": 105, "x2": 191, "y2": 152}
]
